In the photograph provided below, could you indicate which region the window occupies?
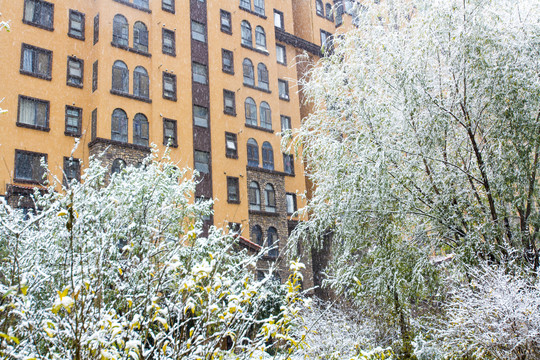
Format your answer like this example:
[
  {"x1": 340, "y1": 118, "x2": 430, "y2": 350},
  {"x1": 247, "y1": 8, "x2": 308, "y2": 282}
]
[
  {"x1": 162, "y1": 0, "x2": 175, "y2": 13},
  {"x1": 254, "y1": 0, "x2": 265, "y2": 15},
  {"x1": 193, "y1": 105, "x2": 209, "y2": 128},
  {"x1": 91, "y1": 109, "x2": 97, "y2": 140},
  {"x1": 134, "y1": 66, "x2": 149, "y2": 98},
  {"x1": 265, "y1": 184, "x2": 276, "y2": 212},
  {"x1": 260, "y1": 102, "x2": 271, "y2": 129},
  {"x1": 276, "y1": 44, "x2": 286, "y2": 65},
  {"x1": 220, "y1": 10, "x2": 232, "y2": 34},
  {"x1": 320, "y1": 30, "x2": 332, "y2": 47},
  {"x1": 20, "y1": 43, "x2": 52, "y2": 80},
  {"x1": 92, "y1": 61, "x2": 98, "y2": 92},
  {"x1": 255, "y1": 26, "x2": 266, "y2": 50},
  {"x1": 252, "y1": 224, "x2": 263, "y2": 245},
  {"x1": 245, "y1": 98, "x2": 257, "y2": 126},
  {"x1": 93, "y1": 14, "x2": 99, "y2": 44},
  {"x1": 316, "y1": 0, "x2": 324, "y2": 16},
  {"x1": 191, "y1": 20, "x2": 206, "y2": 43},
  {"x1": 63, "y1": 157, "x2": 81, "y2": 186},
  {"x1": 17, "y1": 95, "x2": 49, "y2": 130},
  {"x1": 111, "y1": 158, "x2": 126, "y2": 175},
  {"x1": 281, "y1": 115, "x2": 291, "y2": 132},
  {"x1": 162, "y1": 28, "x2": 176, "y2": 56},
  {"x1": 267, "y1": 227, "x2": 278, "y2": 256},
  {"x1": 286, "y1": 193, "x2": 297, "y2": 214},
  {"x1": 133, "y1": 0, "x2": 149, "y2": 9},
  {"x1": 15, "y1": 150, "x2": 47, "y2": 184},
  {"x1": 240, "y1": 0, "x2": 251, "y2": 10},
  {"x1": 278, "y1": 79, "x2": 289, "y2": 100},
  {"x1": 111, "y1": 109, "x2": 128, "y2": 142},
  {"x1": 68, "y1": 10, "x2": 85, "y2": 40},
  {"x1": 222, "y1": 49, "x2": 234, "y2": 74},
  {"x1": 274, "y1": 10, "x2": 284, "y2": 29},
  {"x1": 257, "y1": 63, "x2": 269, "y2": 90},
  {"x1": 247, "y1": 138, "x2": 259, "y2": 167},
  {"x1": 262, "y1": 142, "x2": 274, "y2": 170},
  {"x1": 133, "y1": 113, "x2": 149, "y2": 146},
  {"x1": 335, "y1": 1, "x2": 344, "y2": 25},
  {"x1": 65, "y1": 106, "x2": 82, "y2": 136},
  {"x1": 249, "y1": 181, "x2": 261, "y2": 211},
  {"x1": 243, "y1": 58, "x2": 255, "y2": 86},
  {"x1": 241, "y1": 21, "x2": 252, "y2": 47},
  {"x1": 223, "y1": 90, "x2": 236, "y2": 115},
  {"x1": 163, "y1": 118, "x2": 177, "y2": 146},
  {"x1": 112, "y1": 60, "x2": 129, "y2": 93},
  {"x1": 23, "y1": 0, "x2": 54, "y2": 30},
  {"x1": 194, "y1": 150, "x2": 210, "y2": 174},
  {"x1": 133, "y1": 21, "x2": 149, "y2": 52},
  {"x1": 192, "y1": 62, "x2": 208, "y2": 85},
  {"x1": 227, "y1": 177, "x2": 240, "y2": 203},
  {"x1": 162, "y1": 72, "x2": 177, "y2": 101},
  {"x1": 325, "y1": 3, "x2": 334, "y2": 21},
  {"x1": 67, "y1": 57, "x2": 83, "y2": 87},
  {"x1": 112, "y1": 14, "x2": 129, "y2": 47},
  {"x1": 283, "y1": 153, "x2": 294, "y2": 174},
  {"x1": 225, "y1": 132, "x2": 238, "y2": 158}
]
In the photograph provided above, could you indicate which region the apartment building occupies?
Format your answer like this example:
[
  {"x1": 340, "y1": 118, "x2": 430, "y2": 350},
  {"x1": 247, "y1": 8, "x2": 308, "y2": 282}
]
[{"x1": 0, "y1": 0, "x2": 359, "y2": 283}]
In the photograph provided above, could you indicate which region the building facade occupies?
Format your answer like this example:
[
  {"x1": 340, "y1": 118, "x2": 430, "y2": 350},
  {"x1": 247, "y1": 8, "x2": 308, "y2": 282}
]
[{"x1": 0, "y1": 0, "x2": 360, "y2": 284}]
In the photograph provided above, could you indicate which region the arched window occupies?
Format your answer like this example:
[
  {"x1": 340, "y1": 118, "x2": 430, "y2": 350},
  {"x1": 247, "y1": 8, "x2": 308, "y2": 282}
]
[
  {"x1": 249, "y1": 182, "x2": 261, "y2": 211},
  {"x1": 112, "y1": 60, "x2": 129, "y2": 93},
  {"x1": 267, "y1": 226, "x2": 278, "y2": 256},
  {"x1": 254, "y1": 0, "x2": 265, "y2": 16},
  {"x1": 112, "y1": 14, "x2": 129, "y2": 46},
  {"x1": 262, "y1": 142, "x2": 274, "y2": 170},
  {"x1": 257, "y1": 63, "x2": 269, "y2": 90},
  {"x1": 133, "y1": 113, "x2": 149, "y2": 146},
  {"x1": 255, "y1": 26, "x2": 266, "y2": 50},
  {"x1": 247, "y1": 138, "x2": 259, "y2": 167},
  {"x1": 241, "y1": 21, "x2": 252, "y2": 47},
  {"x1": 260, "y1": 101, "x2": 271, "y2": 129},
  {"x1": 111, "y1": 158, "x2": 126, "y2": 175},
  {"x1": 265, "y1": 184, "x2": 276, "y2": 213},
  {"x1": 243, "y1": 58, "x2": 255, "y2": 86},
  {"x1": 252, "y1": 225, "x2": 263, "y2": 246},
  {"x1": 111, "y1": 108, "x2": 128, "y2": 142},
  {"x1": 325, "y1": 3, "x2": 333, "y2": 21},
  {"x1": 133, "y1": 66, "x2": 149, "y2": 98},
  {"x1": 316, "y1": 0, "x2": 324, "y2": 16},
  {"x1": 133, "y1": 21, "x2": 148, "y2": 52},
  {"x1": 245, "y1": 97, "x2": 257, "y2": 126}
]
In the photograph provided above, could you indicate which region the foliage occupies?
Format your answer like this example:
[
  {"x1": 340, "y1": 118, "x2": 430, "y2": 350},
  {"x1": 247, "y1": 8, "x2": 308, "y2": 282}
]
[
  {"x1": 289, "y1": 0, "x2": 540, "y2": 356},
  {"x1": 0, "y1": 152, "x2": 306, "y2": 360}
]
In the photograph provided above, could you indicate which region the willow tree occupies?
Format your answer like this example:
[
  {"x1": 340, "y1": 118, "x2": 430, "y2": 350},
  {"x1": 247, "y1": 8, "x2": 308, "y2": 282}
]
[{"x1": 291, "y1": 0, "x2": 540, "y2": 355}]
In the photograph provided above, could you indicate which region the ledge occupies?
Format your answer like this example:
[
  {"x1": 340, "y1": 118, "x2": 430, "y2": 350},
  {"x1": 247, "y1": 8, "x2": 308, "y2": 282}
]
[
  {"x1": 68, "y1": 33, "x2": 85, "y2": 41},
  {"x1": 67, "y1": 81, "x2": 83, "y2": 89},
  {"x1": 249, "y1": 209, "x2": 279, "y2": 217},
  {"x1": 245, "y1": 123, "x2": 274, "y2": 133},
  {"x1": 22, "y1": 19, "x2": 53, "y2": 32},
  {"x1": 246, "y1": 165, "x2": 287, "y2": 177},
  {"x1": 243, "y1": 82, "x2": 271, "y2": 94},
  {"x1": 19, "y1": 70, "x2": 52, "y2": 81},
  {"x1": 88, "y1": 137, "x2": 151, "y2": 153},
  {"x1": 112, "y1": 0, "x2": 151, "y2": 13},
  {"x1": 238, "y1": 6, "x2": 267, "y2": 19},
  {"x1": 65, "y1": 131, "x2": 82, "y2": 138},
  {"x1": 16, "y1": 122, "x2": 50, "y2": 132},
  {"x1": 110, "y1": 89, "x2": 152, "y2": 103},
  {"x1": 275, "y1": 28, "x2": 322, "y2": 57},
  {"x1": 111, "y1": 42, "x2": 152, "y2": 57},
  {"x1": 241, "y1": 43, "x2": 269, "y2": 56}
]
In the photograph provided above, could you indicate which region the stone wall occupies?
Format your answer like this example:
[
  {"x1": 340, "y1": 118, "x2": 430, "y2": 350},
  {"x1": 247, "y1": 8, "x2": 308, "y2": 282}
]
[{"x1": 88, "y1": 138, "x2": 151, "y2": 176}]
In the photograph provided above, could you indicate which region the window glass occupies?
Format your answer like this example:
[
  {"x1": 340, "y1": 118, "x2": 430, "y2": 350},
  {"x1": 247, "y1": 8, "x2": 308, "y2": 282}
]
[
  {"x1": 67, "y1": 57, "x2": 83, "y2": 87},
  {"x1": 111, "y1": 108, "x2": 128, "y2": 142},
  {"x1": 260, "y1": 102, "x2": 271, "y2": 129},
  {"x1": 162, "y1": 0, "x2": 175, "y2": 12},
  {"x1": 274, "y1": 10, "x2": 284, "y2": 28},
  {"x1": 15, "y1": 150, "x2": 47, "y2": 183},
  {"x1": 24, "y1": 0, "x2": 54, "y2": 30},
  {"x1": 92, "y1": 60, "x2": 98, "y2": 92},
  {"x1": 283, "y1": 153, "x2": 294, "y2": 174},
  {"x1": 111, "y1": 158, "x2": 126, "y2": 175},
  {"x1": 18, "y1": 96, "x2": 49, "y2": 129},
  {"x1": 191, "y1": 20, "x2": 206, "y2": 43},
  {"x1": 255, "y1": 26, "x2": 266, "y2": 50},
  {"x1": 225, "y1": 132, "x2": 238, "y2": 158},
  {"x1": 278, "y1": 79, "x2": 289, "y2": 100},
  {"x1": 63, "y1": 158, "x2": 81, "y2": 186},
  {"x1": 262, "y1": 142, "x2": 274, "y2": 170},
  {"x1": 193, "y1": 105, "x2": 209, "y2": 127},
  {"x1": 265, "y1": 185, "x2": 276, "y2": 212},
  {"x1": 220, "y1": 10, "x2": 232, "y2": 33},
  {"x1": 162, "y1": 28, "x2": 176, "y2": 55},
  {"x1": 192, "y1": 62, "x2": 208, "y2": 84},
  {"x1": 133, "y1": 0, "x2": 149, "y2": 9},
  {"x1": 240, "y1": 0, "x2": 251, "y2": 10},
  {"x1": 254, "y1": 0, "x2": 265, "y2": 15},
  {"x1": 243, "y1": 58, "x2": 254, "y2": 86},
  {"x1": 194, "y1": 150, "x2": 210, "y2": 174},
  {"x1": 267, "y1": 227, "x2": 278, "y2": 256},
  {"x1": 241, "y1": 21, "x2": 252, "y2": 47},
  {"x1": 133, "y1": 113, "x2": 149, "y2": 146},
  {"x1": 280, "y1": 115, "x2": 291, "y2": 132},
  {"x1": 21, "y1": 44, "x2": 52, "y2": 79},
  {"x1": 93, "y1": 14, "x2": 99, "y2": 44},
  {"x1": 68, "y1": 10, "x2": 85, "y2": 39},
  {"x1": 222, "y1": 49, "x2": 234, "y2": 74},
  {"x1": 134, "y1": 66, "x2": 149, "y2": 98},
  {"x1": 224, "y1": 90, "x2": 236, "y2": 115},
  {"x1": 163, "y1": 72, "x2": 177, "y2": 100},
  {"x1": 65, "y1": 106, "x2": 82, "y2": 136},
  {"x1": 247, "y1": 138, "x2": 259, "y2": 167},
  {"x1": 245, "y1": 98, "x2": 257, "y2": 126},
  {"x1": 286, "y1": 193, "x2": 296, "y2": 214},
  {"x1": 249, "y1": 181, "x2": 261, "y2": 211},
  {"x1": 112, "y1": 60, "x2": 129, "y2": 93},
  {"x1": 276, "y1": 44, "x2": 286, "y2": 65},
  {"x1": 257, "y1": 63, "x2": 269, "y2": 90},
  {"x1": 163, "y1": 118, "x2": 177, "y2": 146},
  {"x1": 112, "y1": 14, "x2": 129, "y2": 46},
  {"x1": 252, "y1": 225, "x2": 263, "y2": 245},
  {"x1": 227, "y1": 177, "x2": 240, "y2": 202},
  {"x1": 133, "y1": 21, "x2": 149, "y2": 52}
]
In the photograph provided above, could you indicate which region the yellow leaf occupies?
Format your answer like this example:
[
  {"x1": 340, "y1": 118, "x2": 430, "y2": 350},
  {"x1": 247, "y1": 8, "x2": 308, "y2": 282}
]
[
  {"x1": 21, "y1": 285, "x2": 28, "y2": 296},
  {"x1": 118, "y1": 267, "x2": 123, "y2": 276},
  {"x1": 57, "y1": 210, "x2": 68, "y2": 217},
  {"x1": 44, "y1": 328, "x2": 55, "y2": 338}
]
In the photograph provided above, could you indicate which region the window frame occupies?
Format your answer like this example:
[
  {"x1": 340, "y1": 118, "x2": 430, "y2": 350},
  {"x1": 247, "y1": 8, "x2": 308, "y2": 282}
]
[
  {"x1": 264, "y1": 184, "x2": 276, "y2": 212},
  {"x1": 66, "y1": 56, "x2": 84, "y2": 88},
  {"x1": 280, "y1": 115, "x2": 291, "y2": 132},
  {"x1": 63, "y1": 157, "x2": 81, "y2": 187},
  {"x1": 241, "y1": 20, "x2": 253, "y2": 47},
  {"x1": 222, "y1": 49, "x2": 234, "y2": 74},
  {"x1": 68, "y1": 9, "x2": 85, "y2": 40},
  {"x1": 227, "y1": 176, "x2": 240, "y2": 203},
  {"x1": 162, "y1": 72, "x2": 177, "y2": 101},
  {"x1": 133, "y1": 21, "x2": 149, "y2": 53},
  {"x1": 162, "y1": 0, "x2": 175, "y2": 13},
  {"x1": 220, "y1": 10, "x2": 232, "y2": 34},
  {"x1": 249, "y1": 181, "x2": 261, "y2": 211},
  {"x1": 65, "y1": 105, "x2": 82, "y2": 137},
  {"x1": 276, "y1": 43, "x2": 287, "y2": 65},
  {"x1": 257, "y1": 63, "x2": 269, "y2": 90},
  {"x1": 242, "y1": 58, "x2": 255, "y2": 86},
  {"x1": 262, "y1": 142, "x2": 274, "y2": 170},
  {"x1": 245, "y1": 97, "x2": 257, "y2": 126},
  {"x1": 17, "y1": 95, "x2": 50, "y2": 131},
  {"x1": 274, "y1": 9, "x2": 284, "y2": 29},
  {"x1": 283, "y1": 153, "x2": 295, "y2": 175},
  {"x1": 112, "y1": 14, "x2": 129, "y2": 47},
  {"x1": 278, "y1": 79, "x2": 289, "y2": 100},
  {"x1": 14, "y1": 149, "x2": 48, "y2": 184},
  {"x1": 192, "y1": 62, "x2": 208, "y2": 85},
  {"x1": 133, "y1": 113, "x2": 149, "y2": 146},
  {"x1": 223, "y1": 89, "x2": 236, "y2": 116},
  {"x1": 163, "y1": 118, "x2": 178, "y2": 147},
  {"x1": 225, "y1": 132, "x2": 238, "y2": 159},
  {"x1": 23, "y1": 0, "x2": 54, "y2": 31},
  {"x1": 254, "y1": 0, "x2": 265, "y2": 16},
  {"x1": 133, "y1": 66, "x2": 150, "y2": 99},
  {"x1": 194, "y1": 150, "x2": 210, "y2": 174},
  {"x1": 255, "y1": 26, "x2": 266, "y2": 50},
  {"x1": 93, "y1": 14, "x2": 99, "y2": 44},
  {"x1": 92, "y1": 60, "x2": 98, "y2": 92},
  {"x1": 20, "y1": 43, "x2": 52, "y2": 80},
  {"x1": 247, "y1": 138, "x2": 259, "y2": 167},
  {"x1": 111, "y1": 108, "x2": 128, "y2": 143},
  {"x1": 286, "y1": 193, "x2": 297, "y2": 214},
  {"x1": 162, "y1": 28, "x2": 176, "y2": 56},
  {"x1": 191, "y1": 20, "x2": 206, "y2": 43},
  {"x1": 112, "y1": 60, "x2": 129, "y2": 93},
  {"x1": 260, "y1": 101, "x2": 272, "y2": 130}
]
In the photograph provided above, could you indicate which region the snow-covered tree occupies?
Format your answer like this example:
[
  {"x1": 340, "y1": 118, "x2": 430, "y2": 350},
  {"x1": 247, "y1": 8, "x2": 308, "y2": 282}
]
[
  {"x1": 289, "y1": 0, "x2": 540, "y2": 355},
  {"x1": 0, "y1": 152, "x2": 306, "y2": 359}
]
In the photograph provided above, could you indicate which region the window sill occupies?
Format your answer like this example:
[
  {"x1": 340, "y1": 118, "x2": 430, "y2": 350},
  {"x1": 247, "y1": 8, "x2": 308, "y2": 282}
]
[
  {"x1": 241, "y1": 43, "x2": 269, "y2": 56},
  {"x1": 111, "y1": 42, "x2": 152, "y2": 57},
  {"x1": 110, "y1": 89, "x2": 152, "y2": 103},
  {"x1": 163, "y1": 141, "x2": 178, "y2": 148},
  {"x1": 88, "y1": 137, "x2": 152, "y2": 152},
  {"x1": 243, "y1": 83, "x2": 271, "y2": 94},
  {"x1": 65, "y1": 131, "x2": 82, "y2": 137},
  {"x1": 221, "y1": 28, "x2": 232, "y2": 35},
  {"x1": 223, "y1": 69, "x2": 235, "y2": 75},
  {"x1": 162, "y1": 50, "x2": 176, "y2": 57},
  {"x1": 112, "y1": 0, "x2": 152, "y2": 13},
  {"x1": 277, "y1": 61, "x2": 287, "y2": 66},
  {"x1": 279, "y1": 95, "x2": 290, "y2": 102},
  {"x1": 16, "y1": 122, "x2": 50, "y2": 132},
  {"x1": 163, "y1": 95, "x2": 177, "y2": 102},
  {"x1": 19, "y1": 70, "x2": 52, "y2": 81},
  {"x1": 226, "y1": 154, "x2": 239, "y2": 159},
  {"x1": 22, "y1": 19, "x2": 53, "y2": 32},
  {"x1": 245, "y1": 123, "x2": 273, "y2": 133},
  {"x1": 249, "y1": 209, "x2": 279, "y2": 217},
  {"x1": 67, "y1": 81, "x2": 84, "y2": 89},
  {"x1": 246, "y1": 165, "x2": 288, "y2": 177},
  {"x1": 68, "y1": 33, "x2": 85, "y2": 41},
  {"x1": 228, "y1": 199, "x2": 241, "y2": 204},
  {"x1": 224, "y1": 110, "x2": 236, "y2": 117},
  {"x1": 13, "y1": 178, "x2": 45, "y2": 185},
  {"x1": 239, "y1": 6, "x2": 267, "y2": 19},
  {"x1": 162, "y1": 6, "x2": 175, "y2": 13}
]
